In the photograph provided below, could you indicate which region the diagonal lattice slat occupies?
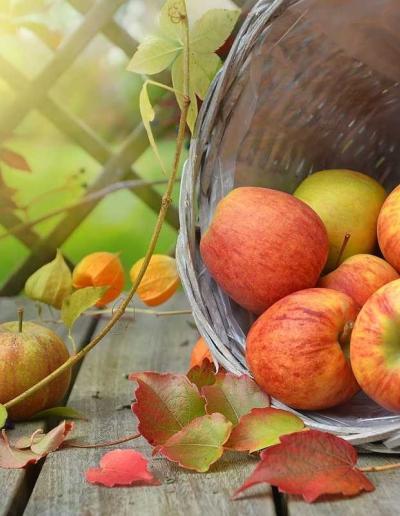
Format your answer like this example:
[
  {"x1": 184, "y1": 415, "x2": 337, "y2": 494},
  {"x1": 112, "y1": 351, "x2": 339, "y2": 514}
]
[
  {"x1": 0, "y1": 55, "x2": 179, "y2": 227},
  {"x1": 0, "y1": 0, "x2": 180, "y2": 295},
  {"x1": 0, "y1": 0, "x2": 245, "y2": 295}
]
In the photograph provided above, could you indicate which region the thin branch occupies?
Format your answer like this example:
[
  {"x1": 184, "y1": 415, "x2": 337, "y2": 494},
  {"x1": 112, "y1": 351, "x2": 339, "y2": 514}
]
[
  {"x1": 0, "y1": 178, "x2": 179, "y2": 242},
  {"x1": 88, "y1": 307, "x2": 193, "y2": 318},
  {"x1": 65, "y1": 432, "x2": 140, "y2": 449},
  {"x1": 4, "y1": 2, "x2": 191, "y2": 413},
  {"x1": 360, "y1": 463, "x2": 400, "y2": 473}
]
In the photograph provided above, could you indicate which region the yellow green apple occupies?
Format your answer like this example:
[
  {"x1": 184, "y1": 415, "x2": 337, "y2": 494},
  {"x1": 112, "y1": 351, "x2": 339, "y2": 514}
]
[
  {"x1": 246, "y1": 288, "x2": 359, "y2": 410},
  {"x1": 294, "y1": 170, "x2": 386, "y2": 271},
  {"x1": 378, "y1": 185, "x2": 400, "y2": 273},
  {"x1": 0, "y1": 318, "x2": 71, "y2": 421},
  {"x1": 319, "y1": 254, "x2": 399, "y2": 308},
  {"x1": 350, "y1": 279, "x2": 400, "y2": 413}
]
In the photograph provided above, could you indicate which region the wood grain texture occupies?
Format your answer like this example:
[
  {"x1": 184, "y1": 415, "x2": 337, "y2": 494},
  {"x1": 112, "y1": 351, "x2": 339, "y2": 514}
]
[
  {"x1": 24, "y1": 293, "x2": 276, "y2": 516},
  {"x1": 0, "y1": 297, "x2": 94, "y2": 516},
  {"x1": 286, "y1": 455, "x2": 400, "y2": 515}
]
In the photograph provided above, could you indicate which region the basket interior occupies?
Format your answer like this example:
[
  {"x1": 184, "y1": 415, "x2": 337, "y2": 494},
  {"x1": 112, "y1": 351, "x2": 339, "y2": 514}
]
[{"x1": 179, "y1": 0, "x2": 400, "y2": 445}]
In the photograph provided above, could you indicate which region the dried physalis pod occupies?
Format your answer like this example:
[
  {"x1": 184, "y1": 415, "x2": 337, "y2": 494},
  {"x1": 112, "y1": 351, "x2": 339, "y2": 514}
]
[
  {"x1": 130, "y1": 254, "x2": 180, "y2": 306},
  {"x1": 25, "y1": 249, "x2": 72, "y2": 309}
]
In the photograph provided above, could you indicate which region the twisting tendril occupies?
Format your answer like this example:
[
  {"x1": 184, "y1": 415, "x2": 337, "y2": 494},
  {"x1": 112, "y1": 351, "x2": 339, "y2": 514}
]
[{"x1": 168, "y1": 2, "x2": 186, "y2": 24}]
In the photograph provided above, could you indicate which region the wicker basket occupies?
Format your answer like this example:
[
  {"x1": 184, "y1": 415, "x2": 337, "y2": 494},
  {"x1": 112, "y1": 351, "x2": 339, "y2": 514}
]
[{"x1": 177, "y1": 0, "x2": 400, "y2": 452}]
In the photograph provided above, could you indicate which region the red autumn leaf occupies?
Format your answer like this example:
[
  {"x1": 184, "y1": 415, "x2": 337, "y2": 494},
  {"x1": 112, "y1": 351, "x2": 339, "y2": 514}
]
[
  {"x1": 0, "y1": 421, "x2": 73, "y2": 469},
  {"x1": 86, "y1": 449, "x2": 160, "y2": 488},
  {"x1": 202, "y1": 373, "x2": 270, "y2": 425},
  {"x1": 187, "y1": 358, "x2": 217, "y2": 389},
  {"x1": 0, "y1": 148, "x2": 31, "y2": 172},
  {"x1": 226, "y1": 407, "x2": 305, "y2": 453},
  {"x1": 14, "y1": 429, "x2": 44, "y2": 450},
  {"x1": 31, "y1": 421, "x2": 74, "y2": 455},
  {"x1": 155, "y1": 413, "x2": 232, "y2": 473},
  {"x1": 234, "y1": 430, "x2": 375, "y2": 503},
  {"x1": 130, "y1": 372, "x2": 206, "y2": 446},
  {"x1": 0, "y1": 430, "x2": 40, "y2": 469}
]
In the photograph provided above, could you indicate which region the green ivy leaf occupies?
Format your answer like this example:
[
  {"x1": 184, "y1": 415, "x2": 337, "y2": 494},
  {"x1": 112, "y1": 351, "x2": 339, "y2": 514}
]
[
  {"x1": 226, "y1": 407, "x2": 305, "y2": 453},
  {"x1": 155, "y1": 413, "x2": 232, "y2": 472},
  {"x1": 25, "y1": 249, "x2": 72, "y2": 309},
  {"x1": 0, "y1": 404, "x2": 7, "y2": 429},
  {"x1": 127, "y1": 36, "x2": 181, "y2": 75},
  {"x1": 191, "y1": 9, "x2": 240, "y2": 53},
  {"x1": 128, "y1": 0, "x2": 240, "y2": 134},
  {"x1": 29, "y1": 406, "x2": 87, "y2": 421},
  {"x1": 61, "y1": 286, "x2": 107, "y2": 330},
  {"x1": 172, "y1": 51, "x2": 221, "y2": 132}
]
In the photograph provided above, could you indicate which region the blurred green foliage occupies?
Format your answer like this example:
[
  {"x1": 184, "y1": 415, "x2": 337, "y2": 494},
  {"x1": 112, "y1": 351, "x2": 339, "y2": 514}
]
[{"x1": 0, "y1": 0, "x2": 184, "y2": 290}]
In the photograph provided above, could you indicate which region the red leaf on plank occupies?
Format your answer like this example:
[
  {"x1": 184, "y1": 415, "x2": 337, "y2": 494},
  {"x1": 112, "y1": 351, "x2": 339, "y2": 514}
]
[
  {"x1": 130, "y1": 372, "x2": 206, "y2": 446},
  {"x1": 202, "y1": 373, "x2": 270, "y2": 425},
  {"x1": 234, "y1": 430, "x2": 374, "y2": 503},
  {"x1": 226, "y1": 407, "x2": 305, "y2": 453},
  {"x1": 155, "y1": 413, "x2": 232, "y2": 473},
  {"x1": 0, "y1": 421, "x2": 73, "y2": 469},
  {"x1": 31, "y1": 421, "x2": 74, "y2": 455},
  {"x1": 0, "y1": 430, "x2": 40, "y2": 469},
  {"x1": 0, "y1": 148, "x2": 31, "y2": 171},
  {"x1": 187, "y1": 358, "x2": 216, "y2": 389},
  {"x1": 86, "y1": 449, "x2": 160, "y2": 488}
]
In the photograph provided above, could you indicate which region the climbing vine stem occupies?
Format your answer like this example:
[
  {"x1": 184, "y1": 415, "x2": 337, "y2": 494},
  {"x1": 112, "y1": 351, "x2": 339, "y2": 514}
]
[{"x1": 4, "y1": 2, "x2": 191, "y2": 412}]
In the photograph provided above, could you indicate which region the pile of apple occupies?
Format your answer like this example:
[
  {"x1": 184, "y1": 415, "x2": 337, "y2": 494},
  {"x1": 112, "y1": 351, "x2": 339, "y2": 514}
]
[{"x1": 201, "y1": 169, "x2": 400, "y2": 413}]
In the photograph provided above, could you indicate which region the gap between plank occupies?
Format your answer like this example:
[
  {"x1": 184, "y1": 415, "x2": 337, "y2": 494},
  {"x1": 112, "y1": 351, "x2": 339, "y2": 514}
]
[{"x1": 272, "y1": 486, "x2": 289, "y2": 516}]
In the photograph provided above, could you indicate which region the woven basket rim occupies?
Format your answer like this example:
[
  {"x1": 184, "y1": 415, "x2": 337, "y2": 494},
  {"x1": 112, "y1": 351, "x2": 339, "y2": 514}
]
[{"x1": 176, "y1": 0, "x2": 400, "y2": 452}]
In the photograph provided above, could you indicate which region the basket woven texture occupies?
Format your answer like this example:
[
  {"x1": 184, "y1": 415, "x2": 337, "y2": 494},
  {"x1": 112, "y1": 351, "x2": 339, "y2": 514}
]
[{"x1": 177, "y1": 0, "x2": 400, "y2": 452}]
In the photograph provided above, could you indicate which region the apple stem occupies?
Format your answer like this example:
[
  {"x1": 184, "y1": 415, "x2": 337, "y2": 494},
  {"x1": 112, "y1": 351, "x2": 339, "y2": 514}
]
[
  {"x1": 18, "y1": 308, "x2": 24, "y2": 333},
  {"x1": 339, "y1": 321, "x2": 354, "y2": 358},
  {"x1": 335, "y1": 233, "x2": 351, "y2": 269}
]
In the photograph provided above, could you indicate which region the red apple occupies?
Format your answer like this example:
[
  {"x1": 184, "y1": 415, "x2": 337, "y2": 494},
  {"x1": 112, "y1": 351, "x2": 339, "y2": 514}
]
[
  {"x1": 350, "y1": 279, "x2": 400, "y2": 413},
  {"x1": 378, "y1": 185, "x2": 400, "y2": 272},
  {"x1": 200, "y1": 187, "x2": 329, "y2": 314},
  {"x1": 319, "y1": 254, "x2": 399, "y2": 308},
  {"x1": 0, "y1": 317, "x2": 71, "y2": 421},
  {"x1": 246, "y1": 288, "x2": 359, "y2": 410}
]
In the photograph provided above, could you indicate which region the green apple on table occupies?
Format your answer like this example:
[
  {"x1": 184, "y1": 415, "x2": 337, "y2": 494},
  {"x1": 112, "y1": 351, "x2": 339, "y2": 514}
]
[{"x1": 294, "y1": 169, "x2": 387, "y2": 271}]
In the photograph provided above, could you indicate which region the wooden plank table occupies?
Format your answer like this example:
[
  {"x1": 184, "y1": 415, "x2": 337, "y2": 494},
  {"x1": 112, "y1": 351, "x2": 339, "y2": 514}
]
[
  {"x1": 0, "y1": 297, "x2": 94, "y2": 516},
  {"x1": 1, "y1": 293, "x2": 400, "y2": 515}
]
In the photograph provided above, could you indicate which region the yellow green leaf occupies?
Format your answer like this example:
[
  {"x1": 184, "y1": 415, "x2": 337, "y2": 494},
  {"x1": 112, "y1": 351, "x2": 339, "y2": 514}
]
[
  {"x1": 192, "y1": 52, "x2": 221, "y2": 99},
  {"x1": 25, "y1": 249, "x2": 72, "y2": 309},
  {"x1": 139, "y1": 82, "x2": 168, "y2": 175},
  {"x1": 201, "y1": 373, "x2": 270, "y2": 425},
  {"x1": 159, "y1": 0, "x2": 188, "y2": 44},
  {"x1": 226, "y1": 407, "x2": 305, "y2": 453},
  {"x1": 127, "y1": 36, "x2": 181, "y2": 75},
  {"x1": 61, "y1": 286, "x2": 107, "y2": 330},
  {"x1": 191, "y1": 9, "x2": 240, "y2": 53},
  {"x1": 0, "y1": 404, "x2": 7, "y2": 429},
  {"x1": 155, "y1": 413, "x2": 232, "y2": 472}
]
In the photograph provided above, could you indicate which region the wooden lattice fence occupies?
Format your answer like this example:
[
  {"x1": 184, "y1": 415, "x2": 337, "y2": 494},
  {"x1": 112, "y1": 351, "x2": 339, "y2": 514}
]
[{"x1": 0, "y1": 0, "x2": 248, "y2": 296}]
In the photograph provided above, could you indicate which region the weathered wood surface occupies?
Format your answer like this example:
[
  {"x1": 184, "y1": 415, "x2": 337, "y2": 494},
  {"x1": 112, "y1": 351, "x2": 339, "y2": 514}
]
[
  {"x1": 3, "y1": 293, "x2": 400, "y2": 515},
  {"x1": 0, "y1": 298, "x2": 94, "y2": 516},
  {"x1": 24, "y1": 293, "x2": 276, "y2": 516},
  {"x1": 287, "y1": 454, "x2": 400, "y2": 515}
]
